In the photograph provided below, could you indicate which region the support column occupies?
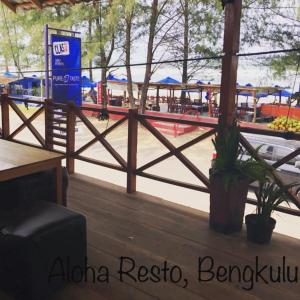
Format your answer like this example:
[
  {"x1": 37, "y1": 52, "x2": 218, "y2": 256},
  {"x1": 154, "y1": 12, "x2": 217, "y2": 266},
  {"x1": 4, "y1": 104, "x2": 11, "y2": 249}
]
[
  {"x1": 44, "y1": 99, "x2": 53, "y2": 150},
  {"x1": 252, "y1": 90, "x2": 257, "y2": 123},
  {"x1": 218, "y1": 0, "x2": 242, "y2": 128},
  {"x1": 127, "y1": 109, "x2": 138, "y2": 193},
  {"x1": 0, "y1": 94, "x2": 10, "y2": 138},
  {"x1": 44, "y1": 24, "x2": 50, "y2": 99},
  {"x1": 66, "y1": 102, "x2": 76, "y2": 174},
  {"x1": 156, "y1": 87, "x2": 160, "y2": 109}
]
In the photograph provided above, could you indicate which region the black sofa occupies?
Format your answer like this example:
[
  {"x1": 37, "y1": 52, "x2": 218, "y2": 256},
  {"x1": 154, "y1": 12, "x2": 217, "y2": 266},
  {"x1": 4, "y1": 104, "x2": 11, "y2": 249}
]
[{"x1": 0, "y1": 168, "x2": 87, "y2": 300}]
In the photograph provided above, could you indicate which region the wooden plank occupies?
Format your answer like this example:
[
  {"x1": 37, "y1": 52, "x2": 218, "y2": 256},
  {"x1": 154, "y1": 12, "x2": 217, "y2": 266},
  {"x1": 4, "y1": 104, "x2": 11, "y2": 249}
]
[
  {"x1": 272, "y1": 147, "x2": 300, "y2": 169},
  {"x1": 52, "y1": 140, "x2": 67, "y2": 147},
  {"x1": 137, "y1": 171, "x2": 209, "y2": 193},
  {"x1": 0, "y1": 94, "x2": 10, "y2": 138},
  {"x1": 51, "y1": 125, "x2": 67, "y2": 132},
  {"x1": 66, "y1": 103, "x2": 76, "y2": 173},
  {"x1": 137, "y1": 114, "x2": 217, "y2": 128},
  {"x1": 69, "y1": 174, "x2": 300, "y2": 265},
  {"x1": 127, "y1": 109, "x2": 138, "y2": 193},
  {"x1": 68, "y1": 189, "x2": 300, "y2": 300},
  {"x1": 0, "y1": 139, "x2": 62, "y2": 171},
  {"x1": 87, "y1": 245, "x2": 207, "y2": 300},
  {"x1": 10, "y1": 97, "x2": 44, "y2": 105},
  {"x1": 241, "y1": 127, "x2": 300, "y2": 141},
  {"x1": 51, "y1": 132, "x2": 67, "y2": 139},
  {"x1": 0, "y1": 0, "x2": 16, "y2": 12},
  {"x1": 45, "y1": 99, "x2": 54, "y2": 150},
  {"x1": 76, "y1": 155, "x2": 126, "y2": 172},
  {"x1": 55, "y1": 283, "x2": 109, "y2": 300}
]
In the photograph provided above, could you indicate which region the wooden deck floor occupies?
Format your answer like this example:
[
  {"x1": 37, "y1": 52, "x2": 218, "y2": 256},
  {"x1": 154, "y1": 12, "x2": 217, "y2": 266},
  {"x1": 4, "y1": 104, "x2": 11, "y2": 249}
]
[
  {"x1": 64, "y1": 174, "x2": 300, "y2": 300},
  {"x1": 1, "y1": 173, "x2": 299, "y2": 300}
]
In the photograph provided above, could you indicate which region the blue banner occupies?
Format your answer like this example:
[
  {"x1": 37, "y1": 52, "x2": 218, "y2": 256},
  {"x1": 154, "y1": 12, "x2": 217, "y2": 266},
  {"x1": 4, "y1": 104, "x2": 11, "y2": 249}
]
[{"x1": 51, "y1": 34, "x2": 81, "y2": 106}]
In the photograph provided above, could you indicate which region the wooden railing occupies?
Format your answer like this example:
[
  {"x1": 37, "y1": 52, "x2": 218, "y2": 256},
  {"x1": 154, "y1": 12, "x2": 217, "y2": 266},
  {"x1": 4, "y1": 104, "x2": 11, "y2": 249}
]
[{"x1": 1, "y1": 94, "x2": 300, "y2": 217}]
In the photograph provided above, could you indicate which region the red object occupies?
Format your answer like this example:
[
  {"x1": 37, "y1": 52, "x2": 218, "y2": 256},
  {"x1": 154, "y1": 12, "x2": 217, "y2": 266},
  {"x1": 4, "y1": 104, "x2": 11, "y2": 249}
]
[
  {"x1": 261, "y1": 104, "x2": 300, "y2": 120},
  {"x1": 212, "y1": 152, "x2": 217, "y2": 159},
  {"x1": 97, "y1": 83, "x2": 102, "y2": 105}
]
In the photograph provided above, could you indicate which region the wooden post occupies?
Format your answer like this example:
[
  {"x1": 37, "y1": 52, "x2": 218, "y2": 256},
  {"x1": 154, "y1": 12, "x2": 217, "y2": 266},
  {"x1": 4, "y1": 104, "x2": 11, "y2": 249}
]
[
  {"x1": 207, "y1": 89, "x2": 212, "y2": 117},
  {"x1": 127, "y1": 108, "x2": 138, "y2": 193},
  {"x1": 156, "y1": 87, "x2": 160, "y2": 108},
  {"x1": 0, "y1": 94, "x2": 10, "y2": 139},
  {"x1": 66, "y1": 102, "x2": 76, "y2": 174},
  {"x1": 252, "y1": 90, "x2": 257, "y2": 123},
  {"x1": 44, "y1": 99, "x2": 53, "y2": 150},
  {"x1": 218, "y1": 0, "x2": 242, "y2": 128}
]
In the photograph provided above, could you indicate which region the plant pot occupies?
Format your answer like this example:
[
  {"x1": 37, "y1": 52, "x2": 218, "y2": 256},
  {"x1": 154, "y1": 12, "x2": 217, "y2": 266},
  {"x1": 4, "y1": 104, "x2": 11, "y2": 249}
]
[
  {"x1": 209, "y1": 172, "x2": 249, "y2": 234},
  {"x1": 245, "y1": 214, "x2": 276, "y2": 244}
]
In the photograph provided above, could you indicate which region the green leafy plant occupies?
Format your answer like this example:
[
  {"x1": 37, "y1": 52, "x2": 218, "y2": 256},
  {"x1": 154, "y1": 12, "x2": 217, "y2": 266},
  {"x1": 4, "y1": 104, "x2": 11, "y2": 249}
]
[
  {"x1": 211, "y1": 121, "x2": 268, "y2": 189},
  {"x1": 254, "y1": 179, "x2": 297, "y2": 223}
]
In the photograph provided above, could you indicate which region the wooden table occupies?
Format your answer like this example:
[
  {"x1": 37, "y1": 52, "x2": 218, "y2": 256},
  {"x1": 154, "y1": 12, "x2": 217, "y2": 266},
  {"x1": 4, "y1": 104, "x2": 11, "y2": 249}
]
[{"x1": 0, "y1": 140, "x2": 65, "y2": 204}]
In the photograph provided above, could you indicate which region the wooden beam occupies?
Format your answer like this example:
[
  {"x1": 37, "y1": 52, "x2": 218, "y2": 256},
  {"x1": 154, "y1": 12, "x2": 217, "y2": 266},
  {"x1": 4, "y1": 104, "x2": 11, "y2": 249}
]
[
  {"x1": 30, "y1": 0, "x2": 43, "y2": 9},
  {"x1": 218, "y1": 0, "x2": 242, "y2": 128},
  {"x1": 1, "y1": 0, "x2": 16, "y2": 12},
  {"x1": 127, "y1": 109, "x2": 138, "y2": 193}
]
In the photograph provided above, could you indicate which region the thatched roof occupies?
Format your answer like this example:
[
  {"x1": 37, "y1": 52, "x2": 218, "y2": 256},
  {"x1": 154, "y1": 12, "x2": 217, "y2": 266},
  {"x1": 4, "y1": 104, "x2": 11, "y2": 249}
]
[{"x1": 0, "y1": 0, "x2": 84, "y2": 12}]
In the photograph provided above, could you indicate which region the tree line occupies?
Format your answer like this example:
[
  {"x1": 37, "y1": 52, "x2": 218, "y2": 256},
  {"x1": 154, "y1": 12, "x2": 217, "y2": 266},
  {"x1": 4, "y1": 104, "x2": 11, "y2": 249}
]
[{"x1": 0, "y1": 0, "x2": 299, "y2": 109}]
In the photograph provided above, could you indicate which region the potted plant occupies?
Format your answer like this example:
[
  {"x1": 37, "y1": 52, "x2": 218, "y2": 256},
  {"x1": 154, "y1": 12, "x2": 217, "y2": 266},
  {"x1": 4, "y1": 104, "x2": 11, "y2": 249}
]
[
  {"x1": 246, "y1": 179, "x2": 295, "y2": 244},
  {"x1": 210, "y1": 121, "x2": 267, "y2": 234}
]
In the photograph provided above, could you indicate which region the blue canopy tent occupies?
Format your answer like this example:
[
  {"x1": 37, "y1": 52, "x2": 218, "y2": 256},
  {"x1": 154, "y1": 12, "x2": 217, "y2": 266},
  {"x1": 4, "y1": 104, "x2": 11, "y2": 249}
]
[
  {"x1": 196, "y1": 80, "x2": 205, "y2": 84},
  {"x1": 236, "y1": 83, "x2": 253, "y2": 108},
  {"x1": 194, "y1": 81, "x2": 206, "y2": 102},
  {"x1": 256, "y1": 92, "x2": 269, "y2": 99},
  {"x1": 236, "y1": 83, "x2": 253, "y2": 96},
  {"x1": 157, "y1": 76, "x2": 180, "y2": 84},
  {"x1": 155, "y1": 77, "x2": 181, "y2": 108},
  {"x1": 81, "y1": 76, "x2": 96, "y2": 88},
  {"x1": 3, "y1": 71, "x2": 17, "y2": 78},
  {"x1": 98, "y1": 74, "x2": 130, "y2": 106},
  {"x1": 272, "y1": 85, "x2": 292, "y2": 104},
  {"x1": 81, "y1": 76, "x2": 96, "y2": 103},
  {"x1": 274, "y1": 90, "x2": 292, "y2": 97},
  {"x1": 106, "y1": 74, "x2": 128, "y2": 82},
  {"x1": 9, "y1": 76, "x2": 42, "y2": 97}
]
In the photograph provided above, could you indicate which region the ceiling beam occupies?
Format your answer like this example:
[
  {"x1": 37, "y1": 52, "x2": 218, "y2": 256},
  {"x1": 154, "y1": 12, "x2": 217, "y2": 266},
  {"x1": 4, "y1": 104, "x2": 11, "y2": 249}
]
[
  {"x1": 30, "y1": 0, "x2": 43, "y2": 9},
  {"x1": 1, "y1": 0, "x2": 17, "y2": 12}
]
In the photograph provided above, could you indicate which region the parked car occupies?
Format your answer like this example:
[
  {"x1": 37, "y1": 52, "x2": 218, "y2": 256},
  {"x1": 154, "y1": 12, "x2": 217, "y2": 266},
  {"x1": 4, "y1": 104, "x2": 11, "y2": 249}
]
[{"x1": 241, "y1": 133, "x2": 300, "y2": 197}]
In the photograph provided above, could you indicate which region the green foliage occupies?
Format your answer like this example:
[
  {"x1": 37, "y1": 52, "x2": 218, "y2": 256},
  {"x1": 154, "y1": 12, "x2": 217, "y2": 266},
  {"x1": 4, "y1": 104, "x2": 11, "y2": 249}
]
[
  {"x1": 241, "y1": 0, "x2": 299, "y2": 77},
  {"x1": 211, "y1": 122, "x2": 268, "y2": 190},
  {"x1": 167, "y1": 0, "x2": 223, "y2": 80},
  {"x1": 254, "y1": 179, "x2": 298, "y2": 222},
  {"x1": 0, "y1": 0, "x2": 298, "y2": 79}
]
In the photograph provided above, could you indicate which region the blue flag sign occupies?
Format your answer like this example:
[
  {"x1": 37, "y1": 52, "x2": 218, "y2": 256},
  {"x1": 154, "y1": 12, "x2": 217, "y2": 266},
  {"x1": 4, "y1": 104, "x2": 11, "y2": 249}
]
[{"x1": 51, "y1": 34, "x2": 81, "y2": 106}]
